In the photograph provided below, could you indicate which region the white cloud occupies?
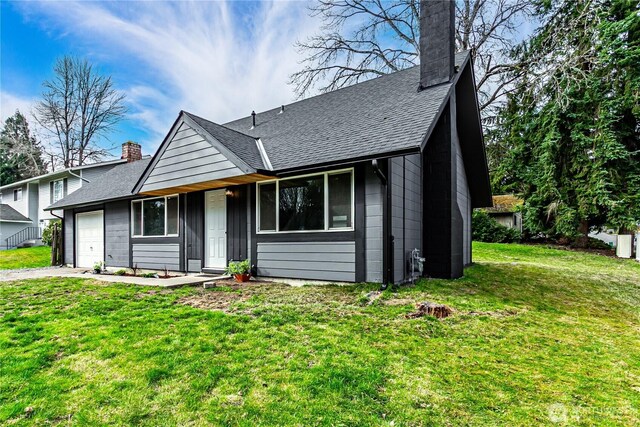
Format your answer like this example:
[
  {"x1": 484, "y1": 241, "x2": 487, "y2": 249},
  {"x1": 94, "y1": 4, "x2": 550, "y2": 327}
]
[
  {"x1": 16, "y1": 1, "x2": 322, "y2": 151},
  {"x1": 0, "y1": 91, "x2": 36, "y2": 122}
]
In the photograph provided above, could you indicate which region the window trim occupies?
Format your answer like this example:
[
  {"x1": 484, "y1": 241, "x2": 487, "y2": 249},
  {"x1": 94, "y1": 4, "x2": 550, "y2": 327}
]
[
  {"x1": 13, "y1": 188, "x2": 22, "y2": 202},
  {"x1": 131, "y1": 194, "x2": 180, "y2": 238},
  {"x1": 256, "y1": 168, "x2": 355, "y2": 234}
]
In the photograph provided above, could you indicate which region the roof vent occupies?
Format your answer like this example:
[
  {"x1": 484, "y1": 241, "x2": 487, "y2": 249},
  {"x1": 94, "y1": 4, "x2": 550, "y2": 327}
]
[
  {"x1": 251, "y1": 111, "x2": 256, "y2": 129},
  {"x1": 279, "y1": 105, "x2": 285, "y2": 114}
]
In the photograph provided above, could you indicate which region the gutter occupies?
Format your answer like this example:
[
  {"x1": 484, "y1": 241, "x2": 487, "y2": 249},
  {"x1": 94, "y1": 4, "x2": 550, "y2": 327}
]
[{"x1": 372, "y1": 159, "x2": 393, "y2": 288}]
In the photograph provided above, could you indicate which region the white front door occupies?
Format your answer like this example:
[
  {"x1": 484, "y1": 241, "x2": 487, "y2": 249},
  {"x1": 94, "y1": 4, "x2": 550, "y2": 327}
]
[
  {"x1": 76, "y1": 211, "x2": 104, "y2": 268},
  {"x1": 205, "y1": 189, "x2": 227, "y2": 268}
]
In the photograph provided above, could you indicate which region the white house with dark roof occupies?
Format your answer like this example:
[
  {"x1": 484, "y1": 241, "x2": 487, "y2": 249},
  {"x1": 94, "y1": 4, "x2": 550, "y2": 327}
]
[
  {"x1": 46, "y1": 1, "x2": 492, "y2": 282},
  {"x1": 0, "y1": 142, "x2": 144, "y2": 249}
]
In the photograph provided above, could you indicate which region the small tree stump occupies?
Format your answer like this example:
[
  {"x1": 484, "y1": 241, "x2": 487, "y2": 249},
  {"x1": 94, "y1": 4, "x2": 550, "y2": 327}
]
[{"x1": 406, "y1": 302, "x2": 453, "y2": 319}]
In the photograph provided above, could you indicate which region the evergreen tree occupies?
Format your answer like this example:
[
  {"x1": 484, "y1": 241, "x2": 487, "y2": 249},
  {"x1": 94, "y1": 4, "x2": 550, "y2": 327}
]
[
  {"x1": 0, "y1": 110, "x2": 48, "y2": 186},
  {"x1": 491, "y1": 0, "x2": 640, "y2": 244}
]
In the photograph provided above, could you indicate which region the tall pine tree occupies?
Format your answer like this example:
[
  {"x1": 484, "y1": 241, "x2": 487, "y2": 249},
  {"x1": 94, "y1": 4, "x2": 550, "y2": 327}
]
[
  {"x1": 491, "y1": 0, "x2": 640, "y2": 244},
  {"x1": 0, "y1": 111, "x2": 48, "y2": 186}
]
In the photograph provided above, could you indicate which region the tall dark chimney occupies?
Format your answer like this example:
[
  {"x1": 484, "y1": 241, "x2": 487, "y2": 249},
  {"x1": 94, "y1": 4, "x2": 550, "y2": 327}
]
[
  {"x1": 419, "y1": 0, "x2": 455, "y2": 89},
  {"x1": 121, "y1": 141, "x2": 142, "y2": 162}
]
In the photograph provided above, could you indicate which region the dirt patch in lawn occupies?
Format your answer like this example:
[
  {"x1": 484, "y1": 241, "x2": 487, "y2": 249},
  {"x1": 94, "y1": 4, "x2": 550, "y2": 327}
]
[
  {"x1": 176, "y1": 280, "x2": 276, "y2": 312},
  {"x1": 176, "y1": 280, "x2": 363, "y2": 313},
  {"x1": 178, "y1": 291, "x2": 250, "y2": 311}
]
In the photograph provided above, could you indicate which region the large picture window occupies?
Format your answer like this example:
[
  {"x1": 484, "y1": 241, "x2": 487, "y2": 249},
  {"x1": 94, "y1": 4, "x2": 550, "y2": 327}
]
[
  {"x1": 132, "y1": 195, "x2": 179, "y2": 237},
  {"x1": 257, "y1": 169, "x2": 353, "y2": 233}
]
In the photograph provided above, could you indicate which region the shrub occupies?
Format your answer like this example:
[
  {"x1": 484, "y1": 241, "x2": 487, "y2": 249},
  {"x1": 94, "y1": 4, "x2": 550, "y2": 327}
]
[
  {"x1": 41, "y1": 219, "x2": 61, "y2": 246},
  {"x1": 226, "y1": 259, "x2": 251, "y2": 275},
  {"x1": 114, "y1": 269, "x2": 127, "y2": 276},
  {"x1": 472, "y1": 210, "x2": 521, "y2": 243},
  {"x1": 140, "y1": 272, "x2": 157, "y2": 278}
]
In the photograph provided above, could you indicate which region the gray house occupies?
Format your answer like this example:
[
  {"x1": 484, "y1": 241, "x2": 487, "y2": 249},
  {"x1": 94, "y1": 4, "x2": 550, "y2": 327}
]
[{"x1": 46, "y1": 1, "x2": 492, "y2": 282}]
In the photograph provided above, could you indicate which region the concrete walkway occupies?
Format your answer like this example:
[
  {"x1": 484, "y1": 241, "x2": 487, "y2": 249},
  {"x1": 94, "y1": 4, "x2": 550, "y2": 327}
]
[
  {"x1": 0, "y1": 266, "x2": 224, "y2": 288},
  {"x1": 0, "y1": 267, "x2": 352, "y2": 288}
]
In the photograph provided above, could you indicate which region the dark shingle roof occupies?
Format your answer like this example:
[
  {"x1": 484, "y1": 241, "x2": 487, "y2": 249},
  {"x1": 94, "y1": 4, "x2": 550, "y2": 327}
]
[
  {"x1": 220, "y1": 52, "x2": 468, "y2": 171},
  {"x1": 0, "y1": 204, "x2": 31, "y2": 222},
  {"x1": 46, "y1": 158, "x2": 152, "y2": 210},
  {"x1": 184, "y1": 112, "x2": 265, "y2": 170}
]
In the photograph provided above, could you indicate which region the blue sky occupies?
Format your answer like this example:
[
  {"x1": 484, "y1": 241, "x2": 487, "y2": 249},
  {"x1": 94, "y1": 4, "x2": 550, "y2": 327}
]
[
  {"x1": 1, "y1": 1, "x2": 536, "y2": 163},
  {"x1": 1, "y1": 1, "x2": 322, "y2": 159}
]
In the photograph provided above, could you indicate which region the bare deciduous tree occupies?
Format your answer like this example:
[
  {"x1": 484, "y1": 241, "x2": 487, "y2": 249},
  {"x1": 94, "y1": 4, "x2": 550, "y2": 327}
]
[
  {"x1": 290, "y1": 0, "x2": 536, "y2": 121},
  {"x1": 35, "y1": 56, "x2": 126, "y2": 168}
]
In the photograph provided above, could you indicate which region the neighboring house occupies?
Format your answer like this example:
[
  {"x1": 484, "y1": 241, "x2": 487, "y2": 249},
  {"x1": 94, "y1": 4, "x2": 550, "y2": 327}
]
[
  {"x1": 46, "y1": 2, "x2": 492, "y2": 283},
  {"x1": 483, "y1": 195, "x2": 523, "y2": 232},
  {"x1": 0, "y1": 142, "x2": 144, "y2": 249},
  {"x1": 0, "y1": 204, "x2": 33, "y2": 249}
]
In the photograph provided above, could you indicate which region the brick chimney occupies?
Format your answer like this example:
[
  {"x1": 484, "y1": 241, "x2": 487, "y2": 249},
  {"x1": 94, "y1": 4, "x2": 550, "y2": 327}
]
[
  {"x1": 419, "y1": 0, "x2": 455, "y2": 90},
  {"x1": 121, "y1": 141, "x2": 142, "y2": 162}
]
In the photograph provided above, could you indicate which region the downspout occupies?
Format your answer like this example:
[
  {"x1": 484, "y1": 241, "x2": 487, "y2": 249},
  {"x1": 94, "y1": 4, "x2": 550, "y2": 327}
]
[{"x1": 372, "y1": 159, "x2": 393, "y2": 289}]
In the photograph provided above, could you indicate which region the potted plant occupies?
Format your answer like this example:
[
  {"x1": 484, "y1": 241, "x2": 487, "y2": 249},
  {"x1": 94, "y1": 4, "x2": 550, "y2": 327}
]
[
  {"x1": 93, "y1": 261, "x2": 103, "y2": 274},
  {"x1": 226, "y1": 259, "x2": 252, "y2": 282}
]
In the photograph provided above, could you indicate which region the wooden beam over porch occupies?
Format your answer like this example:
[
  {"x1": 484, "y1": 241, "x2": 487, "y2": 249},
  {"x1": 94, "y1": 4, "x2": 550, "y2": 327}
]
[{"x1": 139, "y1": 173, "x2": 274, "y2": 196}]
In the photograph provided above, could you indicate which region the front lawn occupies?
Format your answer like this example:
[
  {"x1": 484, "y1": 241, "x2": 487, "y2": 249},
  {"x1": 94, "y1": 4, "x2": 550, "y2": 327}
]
[
  {"x1": 0, "y1": 246, "x2": 51, "y2": 270},
  {"x1": 1, "y1": 243, "x2": 639, "y2": 425}
]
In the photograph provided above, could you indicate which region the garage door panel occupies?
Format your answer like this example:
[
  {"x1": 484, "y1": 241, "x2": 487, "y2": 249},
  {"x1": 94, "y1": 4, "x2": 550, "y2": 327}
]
[{"x1": 76, "y1": 211, "x2": 104, "y2": 268}]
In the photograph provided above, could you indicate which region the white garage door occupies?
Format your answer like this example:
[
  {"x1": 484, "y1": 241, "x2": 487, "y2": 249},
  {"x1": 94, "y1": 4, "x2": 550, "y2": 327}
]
[{"x1": 76, "y1": 211, "x2": 104, "y2": 268}]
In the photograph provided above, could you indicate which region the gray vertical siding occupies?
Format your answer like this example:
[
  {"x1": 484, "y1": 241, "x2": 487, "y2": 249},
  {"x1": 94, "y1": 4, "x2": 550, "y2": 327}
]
[
  {"x1": 256, "y1": 241, "x2": 356, "y2": 282},
  {"x1": 364, "y1": 164, "x2": 384, "y2": 283},
  {"x1": 104, "y1": 200, "x2": 130, "y2": 268},
  {"x1": 141, "y1": 122, "x2": 246, "y2": 193},
  {"x1": 132, "y1": 244, "x2": 180, "y2": 271},
  {"x1": 185, "y1": 191, "x2": 204, "y2": 271},
  {"x1": 63, "y1": 209, "x2": 74, "y2": 265},
  {"x1": 455, "y1": 135, "x2": 472, "y2": 266},
  {"x1": 227, "y1": 185, "x2": 248, "y2": 261},
  {"x1": 390, "y1": 154, "x2": 423, "y2": 283}
]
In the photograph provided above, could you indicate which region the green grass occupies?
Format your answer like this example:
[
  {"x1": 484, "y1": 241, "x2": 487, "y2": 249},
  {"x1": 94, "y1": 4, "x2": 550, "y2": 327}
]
[
  {"x1": 1, "y1": 242, "x2": 639, "y2": 426},
  {"x1": 0, "y1": 246, "x2": 51, "y2": 270}
]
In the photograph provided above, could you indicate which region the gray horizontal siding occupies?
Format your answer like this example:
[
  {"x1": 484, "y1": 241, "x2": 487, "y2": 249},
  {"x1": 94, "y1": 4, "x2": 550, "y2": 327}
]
[
  {"x1": 132, "y1": 243, "x2": 180, "y2": 271},
  {"x1": 256, "y1": 241, "x2": 355, "y2": 282},
  {"x1": 141, "y1": 123, "x2": 245, "y2": 192}
]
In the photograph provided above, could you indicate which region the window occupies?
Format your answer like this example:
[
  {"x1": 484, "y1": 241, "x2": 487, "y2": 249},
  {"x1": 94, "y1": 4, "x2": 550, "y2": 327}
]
[
  {"x1": 279, "y1": 175, "x2": 324, "y2": 231},
  {"x1": 52, "y1": 180, "x2": 64, "y2": 203},
  {"x1": 257, "y1": 169, "x2": 353, "y2": 233},
  {"x1": 131, "y1": 195, "x2": 179, "y2": 237},
  {"x1": 13, "y1": 188, "x2": 22, "y2": 201},
  {"x1": 259, "y1": 183, "x2": 276, "y2": 231}
]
